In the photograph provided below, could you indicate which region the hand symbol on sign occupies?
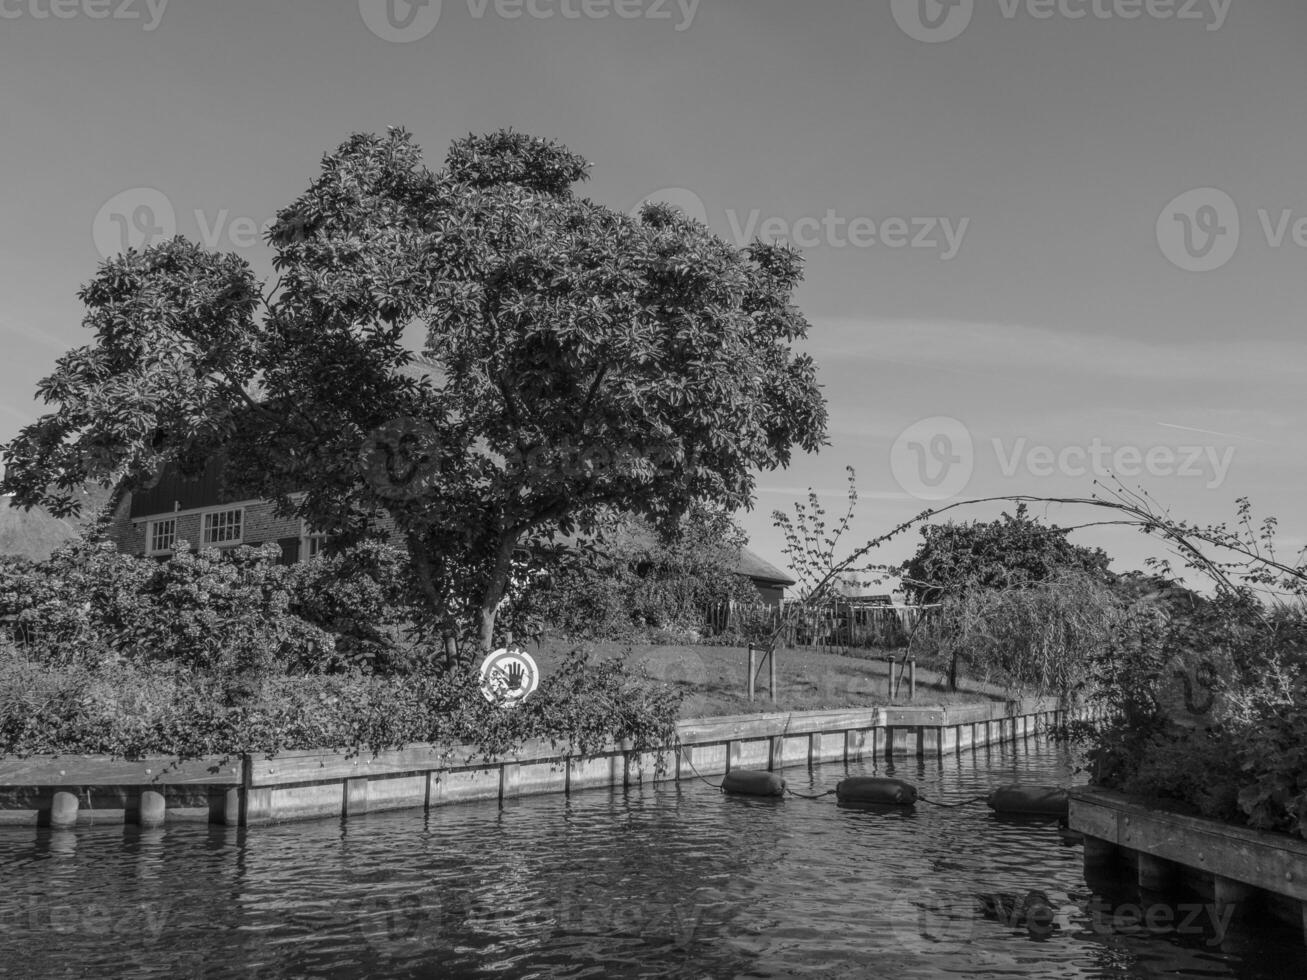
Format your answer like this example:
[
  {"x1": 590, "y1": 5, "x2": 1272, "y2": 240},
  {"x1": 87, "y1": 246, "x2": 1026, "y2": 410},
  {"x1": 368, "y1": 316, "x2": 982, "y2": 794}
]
[{"x1": 501, "y1": 662, "x2": 525, "y2": 692}]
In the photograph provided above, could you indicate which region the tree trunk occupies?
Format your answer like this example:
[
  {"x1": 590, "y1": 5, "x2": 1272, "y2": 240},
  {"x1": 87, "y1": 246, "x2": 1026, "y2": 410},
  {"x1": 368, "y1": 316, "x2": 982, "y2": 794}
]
[
  {"x1": 476, "y1": 533, "x2": 521, "y2": 653},
  {"x1": 407, "y1": 533, "x2": 458, "y2": 667}
]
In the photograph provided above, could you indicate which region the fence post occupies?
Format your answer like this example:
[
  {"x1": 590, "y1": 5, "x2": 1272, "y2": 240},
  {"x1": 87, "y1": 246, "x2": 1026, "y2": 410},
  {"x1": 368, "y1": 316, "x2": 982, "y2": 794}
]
[{"x1": 747, "y1": 644, "x2": 756, "y2": 702}]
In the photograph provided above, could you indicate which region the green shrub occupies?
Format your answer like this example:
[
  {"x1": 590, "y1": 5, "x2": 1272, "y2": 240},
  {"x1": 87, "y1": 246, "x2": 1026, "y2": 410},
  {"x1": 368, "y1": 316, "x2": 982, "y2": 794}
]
[
  {"x1": 909, "y1": 571, "x2": 1123, "y2": 698},
  {"x1": 1078, "y1": 590, "x2": 1307, "y2": 837},
  {"x1": 0, "y1": 539, "x2": 428, "y2": 680},
  {"x1": 0, "y1": 640, "x2": 681, "y2": 763}
]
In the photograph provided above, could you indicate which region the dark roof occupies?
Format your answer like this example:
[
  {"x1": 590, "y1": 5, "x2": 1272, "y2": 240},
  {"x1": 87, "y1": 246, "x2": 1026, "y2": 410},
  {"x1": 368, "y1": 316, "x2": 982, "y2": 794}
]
[
  {"x1": 735, "y1": 547, "x2": 796, "y2": 586},
  {"x1": 553, "y1": 523, "x2": 796, "y2": 587}
]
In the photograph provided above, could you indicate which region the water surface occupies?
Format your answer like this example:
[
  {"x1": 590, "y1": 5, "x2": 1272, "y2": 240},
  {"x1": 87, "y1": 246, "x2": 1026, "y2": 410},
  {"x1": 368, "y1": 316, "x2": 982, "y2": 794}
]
[{"x1": 1, "y1": 740, "x2": 1303, "y2": 978}]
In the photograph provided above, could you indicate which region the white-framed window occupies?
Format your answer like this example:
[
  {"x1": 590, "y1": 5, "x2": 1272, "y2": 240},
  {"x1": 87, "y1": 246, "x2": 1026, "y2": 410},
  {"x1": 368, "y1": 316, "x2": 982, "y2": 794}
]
[
  {"x1": 202, "y1": 508, "x2": 244, "y2": 546},
  {"x1": 300, "y1": 522, "x2": 327, "y2": 561},
  {"x1": 148, "y1": 518, "x2": 176, "y2": 555}
]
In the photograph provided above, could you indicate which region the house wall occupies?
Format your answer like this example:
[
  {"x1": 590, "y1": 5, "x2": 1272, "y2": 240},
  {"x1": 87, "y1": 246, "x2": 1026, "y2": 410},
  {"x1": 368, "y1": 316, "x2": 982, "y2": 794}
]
[{"x1": 106, "y1": 496, "x2": 303, "y2": 558}]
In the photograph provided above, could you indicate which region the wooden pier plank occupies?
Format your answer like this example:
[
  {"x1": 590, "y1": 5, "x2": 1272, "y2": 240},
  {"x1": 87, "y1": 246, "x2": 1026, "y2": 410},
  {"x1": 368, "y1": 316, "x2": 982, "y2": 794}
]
[{"x1": 1070, "y1": 788, "x2": 1307, "y2": 902}]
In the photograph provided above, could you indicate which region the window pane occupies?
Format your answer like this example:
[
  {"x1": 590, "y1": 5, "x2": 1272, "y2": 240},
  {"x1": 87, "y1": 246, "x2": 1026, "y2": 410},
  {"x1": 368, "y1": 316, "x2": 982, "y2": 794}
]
[
  {"x1": 203, "y1": 509, "x2": 243, "y2": 544},
  {"x1": 150, "y1": 519, "x2": 175, "y2": 553}
]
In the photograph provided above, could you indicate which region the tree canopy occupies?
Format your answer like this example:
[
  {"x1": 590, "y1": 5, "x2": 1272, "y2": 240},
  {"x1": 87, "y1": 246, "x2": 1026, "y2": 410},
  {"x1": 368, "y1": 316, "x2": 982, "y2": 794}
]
[
  {"x1": 2, "y1": 128, "x2": 826, "y2": 656},
  {"x1": 902, "y1": 504, "x2": 1112, "y2": 602}
]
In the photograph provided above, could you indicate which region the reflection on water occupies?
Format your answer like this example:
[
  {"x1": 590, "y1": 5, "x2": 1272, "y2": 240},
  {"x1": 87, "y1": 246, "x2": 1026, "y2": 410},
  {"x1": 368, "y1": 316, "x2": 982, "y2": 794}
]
[{"x1": 1, "y1": 740, "x2": 1303, "y2": 979}]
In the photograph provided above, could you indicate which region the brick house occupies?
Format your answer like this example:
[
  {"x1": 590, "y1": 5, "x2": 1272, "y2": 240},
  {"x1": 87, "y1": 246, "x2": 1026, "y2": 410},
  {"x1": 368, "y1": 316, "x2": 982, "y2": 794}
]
[
  {"x1": 104, "y1": 459, "x2": 795, "y2": 604},
  {"x1": 103, "y1": 456, "x2": 329, "y2": 564}
]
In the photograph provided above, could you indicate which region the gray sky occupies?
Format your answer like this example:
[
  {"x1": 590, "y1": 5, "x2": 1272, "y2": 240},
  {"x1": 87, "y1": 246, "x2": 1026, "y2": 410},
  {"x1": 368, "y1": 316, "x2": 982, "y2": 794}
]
[{"x1": 3, "y1": 0, "x2": 1304, "y2": 578}]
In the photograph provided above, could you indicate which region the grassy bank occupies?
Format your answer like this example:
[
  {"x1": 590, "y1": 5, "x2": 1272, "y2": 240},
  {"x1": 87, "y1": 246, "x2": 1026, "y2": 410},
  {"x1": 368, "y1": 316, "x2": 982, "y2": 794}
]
[{"x1": 528, "y1": 638, "x2": 996, "y2": 718}]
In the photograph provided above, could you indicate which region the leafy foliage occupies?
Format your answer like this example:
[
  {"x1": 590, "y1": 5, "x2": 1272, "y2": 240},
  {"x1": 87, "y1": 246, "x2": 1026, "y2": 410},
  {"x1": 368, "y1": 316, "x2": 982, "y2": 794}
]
[
  {"x1": 0, "y1": 643, "x2": 680, "y2": 763},
  {"x1": 910, "y1": 571, "x2": 1124, "y2": 697},
  {"x1": 521, "y1": 507, "x2": 762, "y2": 641},
  {"x1": 0, "y1": 540, "x2": 422, "y2": 684},
  {"x1": 0, "y1": 542, "x2": 683, "y2": 761},
  {"x1": 1076, "y1": 590, "x2": 1307, "y2": 836},
  {"x1": 902, "y1": 504, "x2": 1112, "y2": 603},
  {"x1": 3, "y1": 128, "x2": 827, "y2": 657}
]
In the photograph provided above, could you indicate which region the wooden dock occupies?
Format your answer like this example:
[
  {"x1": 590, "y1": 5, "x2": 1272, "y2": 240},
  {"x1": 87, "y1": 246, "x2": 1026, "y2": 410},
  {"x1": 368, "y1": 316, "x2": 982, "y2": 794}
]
[
  {"x1": 1070, "y1": 787, "x2": 1307, "y2": 945},
  {"x1": 0, "y1": 698, "x2": 1083, "y2": 829}
]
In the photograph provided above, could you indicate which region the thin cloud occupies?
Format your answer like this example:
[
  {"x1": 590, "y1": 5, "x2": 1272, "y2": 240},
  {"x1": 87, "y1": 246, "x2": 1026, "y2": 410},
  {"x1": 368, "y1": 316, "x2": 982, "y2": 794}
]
[
  {"x1": 1155, "y1": 421, "x2": 1276, "y2": 445},
  {"x1": 0, "y1": 315, "x2": 72, "y2": 354},
  {"x1": 809, "y1": 317, "x2": 1307, "y2": 384}
]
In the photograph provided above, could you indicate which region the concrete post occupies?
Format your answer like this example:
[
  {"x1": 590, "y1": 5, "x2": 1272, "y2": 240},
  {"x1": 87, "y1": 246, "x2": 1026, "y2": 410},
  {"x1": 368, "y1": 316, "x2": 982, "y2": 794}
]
[{"x1": 138, "y1": 790, "x2": 166, "y2": 829}]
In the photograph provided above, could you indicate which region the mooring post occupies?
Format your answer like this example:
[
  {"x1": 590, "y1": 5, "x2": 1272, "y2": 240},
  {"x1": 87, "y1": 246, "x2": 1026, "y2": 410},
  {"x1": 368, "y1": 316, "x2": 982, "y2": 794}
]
[
  {"x1": 221, "y1": 787, "x2": 241, "y2": 826},
  {"x1": 1137, "y1": 853, "x2": 1177, "y2": 891},
  {"x1": 1214, "y1": 875, "x2": 1256, "y2": 922},
  {"x1": 887, "y1": 655, "x2": 896, "y2": 701},
  {"x1": 747, "y1": 645, "x2": 756, "y2": 702},
  {"x1": 1082, "y1": 836, "x2": 1117, "y2": 868},
  {"x1": 138, "y1": 790, "x2": 166, "y2": 829},
  {"x1": 49, "y1": 791, "x2": 78, "y2": 830}
]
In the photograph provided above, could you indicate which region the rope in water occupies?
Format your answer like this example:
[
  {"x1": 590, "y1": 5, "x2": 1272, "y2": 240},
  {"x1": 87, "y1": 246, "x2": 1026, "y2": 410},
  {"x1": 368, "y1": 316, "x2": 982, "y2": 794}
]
[
  {"x1": 675, "y1": 743, "x2": 986, "y2": 807},
  {"x1": 674, "y1": 742, "x2": 725, "y2": 791},
  {"x1": 916, "y1": 794, "x2": 988, "y2": 808}
]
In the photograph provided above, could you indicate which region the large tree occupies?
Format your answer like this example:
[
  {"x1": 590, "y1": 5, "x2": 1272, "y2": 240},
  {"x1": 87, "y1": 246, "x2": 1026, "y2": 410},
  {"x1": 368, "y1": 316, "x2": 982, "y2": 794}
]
[
  {"x1": 2, "y1": 129, "x2": 826, "y2": 657},
  {"x1": 902, "y1": 504, "x2": 1112, "y2": 603}
]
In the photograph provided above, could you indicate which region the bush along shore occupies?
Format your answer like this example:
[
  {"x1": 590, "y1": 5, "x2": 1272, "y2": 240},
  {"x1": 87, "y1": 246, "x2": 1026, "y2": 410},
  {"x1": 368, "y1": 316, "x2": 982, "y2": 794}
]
[
  {"x1": 0, "y1": 541, "x2": 679, "y2": 763},
  {"x1": 1071, "y1": 588, "x2": 1307, "y2": 841}
]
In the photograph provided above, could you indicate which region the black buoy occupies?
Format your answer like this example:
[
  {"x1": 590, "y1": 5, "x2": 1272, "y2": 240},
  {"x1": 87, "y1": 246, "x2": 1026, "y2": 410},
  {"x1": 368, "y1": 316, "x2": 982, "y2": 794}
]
[
  {"x1": 985, "y1": 785, "x2": 1070, "y2": 819},
  {"x1": 835, "y1": 777, "x2": 918, "y2": 807},
  {"x1": 721, "y1": 770, "x2": 786, "y2": 797}
]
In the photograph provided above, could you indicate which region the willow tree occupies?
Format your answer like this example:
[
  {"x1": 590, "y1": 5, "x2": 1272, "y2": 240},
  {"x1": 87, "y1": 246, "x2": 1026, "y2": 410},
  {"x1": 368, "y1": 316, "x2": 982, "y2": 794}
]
[{"x1": 2, "y1": 129, "x2": 826, "y2": 658}]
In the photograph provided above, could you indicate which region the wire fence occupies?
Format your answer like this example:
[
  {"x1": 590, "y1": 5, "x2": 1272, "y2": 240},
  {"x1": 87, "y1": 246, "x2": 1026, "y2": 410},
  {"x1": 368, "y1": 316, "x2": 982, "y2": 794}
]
[{"x1": 700, "y1": 600, "x2": 941, "y2": 652}]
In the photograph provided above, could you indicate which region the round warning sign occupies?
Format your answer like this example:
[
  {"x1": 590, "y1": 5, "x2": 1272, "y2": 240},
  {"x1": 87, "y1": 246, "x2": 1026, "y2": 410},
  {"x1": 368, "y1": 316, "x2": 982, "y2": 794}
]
[{"x1": 479, "y1": 648, "x2": 540, "y2": 708}]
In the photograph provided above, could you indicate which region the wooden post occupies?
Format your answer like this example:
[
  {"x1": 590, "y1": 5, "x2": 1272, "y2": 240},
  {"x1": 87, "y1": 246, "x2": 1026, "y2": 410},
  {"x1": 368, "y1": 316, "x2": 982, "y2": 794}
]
[
  {"x1": 747, "y1": 645, "x2": 756, "y2": 702},
  {"x1": 887, "y1": 655, "x2": 895, "y2": 701},
  {"x1": 221, "y1": 787, "x2": 241, "y2": 826},
  {"x1": 909, "y1": 658, "x2": 916, "y2": 702},
  {"x1": 344, "y1": 777, "x2": 368, "y2": 818},
  {"x1": 1214, "y1": 875, "x2": 1255, "y2": 921},
  {"x1": 1137, "y1": 853, "x2": 1177, "y2": 891},
  {"x1": 1083, "y1": 836, "x2": 1117, "y2": 868},
  {"x1": 768, "y1": 645, "x2": 777, "y2": 700}
]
